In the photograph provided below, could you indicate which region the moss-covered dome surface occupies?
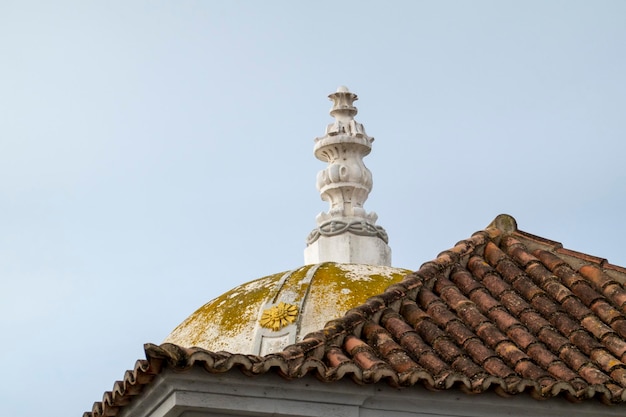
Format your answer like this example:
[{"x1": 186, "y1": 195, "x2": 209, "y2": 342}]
[{"x1": 164, "y1": 262, "x2": 411, "y2": 355}]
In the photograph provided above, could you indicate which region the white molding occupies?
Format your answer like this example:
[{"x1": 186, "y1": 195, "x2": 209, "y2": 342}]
[{"x1": 120, "y1": 369, "x2": 626, "y2": 417}]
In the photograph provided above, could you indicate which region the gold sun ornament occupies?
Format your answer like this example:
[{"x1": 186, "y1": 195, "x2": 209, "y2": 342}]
[{"x1": 259, "y1": 302, "x2": 299, "y2": 331}]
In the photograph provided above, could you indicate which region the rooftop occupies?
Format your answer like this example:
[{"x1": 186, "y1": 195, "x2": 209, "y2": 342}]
[{"x1": 86, "y1": 214, "x2": 626, "y2": 416}]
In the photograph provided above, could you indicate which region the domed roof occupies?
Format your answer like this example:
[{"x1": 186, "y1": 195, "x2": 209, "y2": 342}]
[{"x1": 164, "y1": 262, "x2": 411, "y2": 355}]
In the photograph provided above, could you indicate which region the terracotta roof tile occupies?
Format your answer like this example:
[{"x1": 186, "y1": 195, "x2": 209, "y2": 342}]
[
  {"x1": 561, "y1": 296, "x2": 591, "y2": 321},
  {"x1": 556, "y1": 247, "x2": 608, "y2": 267},
  {"x1": 86, "y1": 215, "x2": 626, "y2": 417},
  {"x1": 580, "y1": 265, "x2": 626, "y2": 310},
  {"x1": 326, "y1": 345, "x2": 351, "y2": 367}
]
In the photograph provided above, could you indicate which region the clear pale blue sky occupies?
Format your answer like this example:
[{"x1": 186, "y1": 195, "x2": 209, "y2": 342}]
[{"x1": 1, "y1": 1, "x2": 625, "y2": 416}]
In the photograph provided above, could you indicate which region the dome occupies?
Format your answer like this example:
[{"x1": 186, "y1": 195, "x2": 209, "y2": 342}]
[{"x1": 164, "y1": 263, "x2": 411, "y2": 355}]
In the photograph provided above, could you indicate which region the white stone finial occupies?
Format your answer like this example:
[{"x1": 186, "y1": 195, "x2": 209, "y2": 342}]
[{"x1": 304, "y1": 88, "x2": 391, "y2": 266}]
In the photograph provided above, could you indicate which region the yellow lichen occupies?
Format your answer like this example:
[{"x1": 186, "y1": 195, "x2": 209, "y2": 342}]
[
  {"x1": 308, "y1": 263, "x2": 410, "y2": 315},
  {"x1": 165, "y1": 271, "x2": 286, "y2": 347}
]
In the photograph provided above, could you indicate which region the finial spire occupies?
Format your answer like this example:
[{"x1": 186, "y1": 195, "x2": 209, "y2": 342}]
[{"x1": 304, "y1": 87, "x2": 391, "y2": 266}]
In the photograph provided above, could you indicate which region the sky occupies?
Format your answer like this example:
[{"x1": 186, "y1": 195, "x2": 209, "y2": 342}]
[{"x1": 1, "y1": 1, "x2": 625, "y2": 416}]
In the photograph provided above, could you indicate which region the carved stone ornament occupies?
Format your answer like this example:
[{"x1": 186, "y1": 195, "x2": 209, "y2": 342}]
[
  {"x1": 307, "y1": 86, "x2": 388, "y2": 245},
  {"x1": 306, "y1": 219, "x2": 389, "y2": 245},
  {"x1": 259, "y1": 302, "x2": 299, "y2": 331}
]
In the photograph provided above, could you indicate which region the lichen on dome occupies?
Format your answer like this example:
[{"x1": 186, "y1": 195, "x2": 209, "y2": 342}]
[{"x1": 164, "y1": 262, "x2": 411, "y2": 355}]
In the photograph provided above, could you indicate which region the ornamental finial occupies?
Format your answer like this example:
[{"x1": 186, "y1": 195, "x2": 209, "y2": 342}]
[{"x1": 304, "y1": 87, "x2": 391, "y2": 266}]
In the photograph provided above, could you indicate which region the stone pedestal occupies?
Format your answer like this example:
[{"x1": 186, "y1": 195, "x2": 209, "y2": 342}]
[{"x1": 304, "y1": 234, "x2": 391, "y2": 266}]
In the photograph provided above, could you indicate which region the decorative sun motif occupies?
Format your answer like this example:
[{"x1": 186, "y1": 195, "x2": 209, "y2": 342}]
[{"x1": 259, "y1": 302, "x2": 299, "y2": 331}]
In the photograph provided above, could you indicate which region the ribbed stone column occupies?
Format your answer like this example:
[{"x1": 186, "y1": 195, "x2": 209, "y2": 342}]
[{"x1": 305, "y1": 87, "x2": 391, "y2": 266}]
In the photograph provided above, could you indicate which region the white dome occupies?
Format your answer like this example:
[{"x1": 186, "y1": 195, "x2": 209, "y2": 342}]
[{"x1": 164, "y1": 262, "x2": 411, "y2": 355}]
